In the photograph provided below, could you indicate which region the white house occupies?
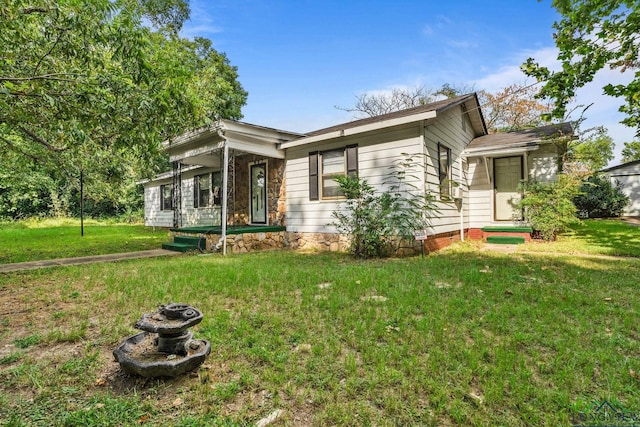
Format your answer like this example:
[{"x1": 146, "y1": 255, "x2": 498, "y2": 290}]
[
  {"x1": 143, "y1": 93, "x2": 572, "y2": 253},
  {"x1": 602, "y1": 160, "x2": 640, "y2": 217}
]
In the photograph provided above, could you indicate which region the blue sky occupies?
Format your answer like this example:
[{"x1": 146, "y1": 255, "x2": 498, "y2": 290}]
[{"x1": 182, "y1": 0, "x2": 635, "y2": 165}]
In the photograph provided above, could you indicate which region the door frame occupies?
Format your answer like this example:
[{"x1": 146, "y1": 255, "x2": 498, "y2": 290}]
[
  {"x1": 249, "y1": 161, "x2": 268, "y2": 225},
  {"x1": 493, "y1": 155, "x2": 524, "y2": 221}
]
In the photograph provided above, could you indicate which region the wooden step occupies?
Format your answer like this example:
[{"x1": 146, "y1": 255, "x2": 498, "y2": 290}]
[
  {"x1": 161, "y1": 242, "x2": 200, "y2": 253},
  {"x1": 486, "y1": 235, "x2": 526, "y2": 245},
  {"x1": 174, "y1": 235, "x2": 206, "y2": 250}
]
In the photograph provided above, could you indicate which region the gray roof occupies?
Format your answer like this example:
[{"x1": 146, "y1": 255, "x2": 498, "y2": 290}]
[
  {"x1": 601, "y1": 159, "x2": 640, "y2": 172},
  {"x1": 466, "y1": 123, "x2": 574, "y2": 151},
  {"x1": 305, "y1": 93, "x2": 487, "y2": 137}
]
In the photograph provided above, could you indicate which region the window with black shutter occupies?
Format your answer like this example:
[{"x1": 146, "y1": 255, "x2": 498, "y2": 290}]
[
  {"x1": 160, "y1": 184, "x2": 173, "y2": 211},
  {"x1": 309, "y1": 145, "x2": 359, "y2": 200}
]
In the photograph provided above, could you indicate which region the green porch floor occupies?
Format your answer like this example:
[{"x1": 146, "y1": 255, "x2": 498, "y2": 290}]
[{"x1": 169, "y1": 225, "x2": 286, "y2": 235}]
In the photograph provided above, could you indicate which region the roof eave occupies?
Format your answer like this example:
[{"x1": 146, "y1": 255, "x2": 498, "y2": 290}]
[
  {"x1": 280, "y1": 110, "x2": 438, "y2": 149},
  {"x1": 463, "y1": 142, "x2": 540, "y2": 158}
]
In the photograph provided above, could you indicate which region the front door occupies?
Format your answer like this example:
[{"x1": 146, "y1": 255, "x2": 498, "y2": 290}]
[
  {"x1": 494, "y1": 156, "x2": 523, "y2": 221},
  {"x1": 250, "y1": 162, "x2": 267, "y2": 224}
]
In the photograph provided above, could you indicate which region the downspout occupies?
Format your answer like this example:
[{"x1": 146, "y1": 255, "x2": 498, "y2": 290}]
[{"x1": 459, "y1": 156, "x2": 464, "y2": 242}]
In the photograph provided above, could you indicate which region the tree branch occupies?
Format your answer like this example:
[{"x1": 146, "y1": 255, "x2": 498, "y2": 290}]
[
  {"x1": 17, "y1": 126, "x2": 67, "y2": 152},
  {"x1": 0, "y1": 136, "x2": 41, "y2": 162},
  {"x1": 0, "y1": 74, "x2": 84, "y2": 83}
]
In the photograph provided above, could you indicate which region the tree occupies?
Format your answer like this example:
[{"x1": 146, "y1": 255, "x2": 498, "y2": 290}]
[
  {"x1": 622, "y1": 140, "x2": 640, "y2": 162},
  {"x1": 0, "y1": 0, "x2": 247, "y2": 218},
  {"x1": 573, "y1": 174, "x2": 629, "y2": 218},
  {"x1": 336, "y1": 83, "x2": 473, "y2": 118},
  {"x1": 568, "y1": 126, "x2": 615, "y2": 172},
  {"x1": 478, "y1": 83, "x2": 553, "y2": 133},
  {"x1": 522, "y1": 1, "x2": 640, "y2": 135}
]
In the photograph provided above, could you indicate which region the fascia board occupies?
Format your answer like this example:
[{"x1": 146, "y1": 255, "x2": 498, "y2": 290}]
[
  {"x1": 462, "y1": 144, "x2": 539, "y2": 158},
  {"x1": 280, "y1": 110, "x2": 437, "y2": 149}
]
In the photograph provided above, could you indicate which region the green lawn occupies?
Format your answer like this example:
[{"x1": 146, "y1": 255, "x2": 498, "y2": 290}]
[
  {"x1": 0, "y1": 218, "x2": 169, "y2": 264},
  {"x1": 0, "y1": 219, "x2": 639, "y2": 425},
  {"x1": 517, "y1": 218, "x2": 640, "y2": 258}
]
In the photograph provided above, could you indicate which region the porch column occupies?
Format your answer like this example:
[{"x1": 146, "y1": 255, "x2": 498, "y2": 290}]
[
  {"x1": 221, "y1": 142, "x2": 229, "y2": 255},
  {"x1": 172, "y1": 161, "x2": 182, "y2": 228}
]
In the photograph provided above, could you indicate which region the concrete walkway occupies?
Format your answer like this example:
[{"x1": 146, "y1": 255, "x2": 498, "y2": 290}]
[{"x1": 0, "y1": 249, "x2": 179, "y2": 273}]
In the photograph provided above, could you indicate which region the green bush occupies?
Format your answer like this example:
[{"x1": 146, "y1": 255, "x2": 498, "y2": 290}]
[
  {"x1": 573, "y1": 174, "x2": 630, "y2": 218},
  {"x1": 331, "y1": 155, "x2": 439, "y2": 258},
  {"x1": 518, "y1": 175, "x2": 580, "y2": 241}
]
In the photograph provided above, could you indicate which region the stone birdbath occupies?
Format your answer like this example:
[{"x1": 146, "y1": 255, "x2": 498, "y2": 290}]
[{"x1": 113, "y1": 303, "x2": 211, "y2": 377}]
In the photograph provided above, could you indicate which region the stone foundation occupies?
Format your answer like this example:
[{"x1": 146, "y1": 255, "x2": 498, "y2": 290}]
[
  {"x1": 173, "y1": 229, "x2": 467, "y2": 256},
  {"x1": 286, "y1": 231, "x2": 465, "y2": 256},
  {"x1": 285, "y1": 232, "x2": 350, "y2": 252},
  {"x1": 207, "y1": 231, "x2": 287, "y2": 254}
]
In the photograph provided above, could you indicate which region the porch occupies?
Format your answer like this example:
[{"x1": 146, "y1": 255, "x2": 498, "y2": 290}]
[
  {"x1": 163, "y1": 225, "x2": 288, "y2": 254},
  {"x1": 154, "y1": 120, "x2": 301, "y2": 254}
]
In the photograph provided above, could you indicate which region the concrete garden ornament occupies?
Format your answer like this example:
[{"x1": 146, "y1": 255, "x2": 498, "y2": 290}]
[{"x1": 113, "y1": 303, "x2": 211, "y2": 377}]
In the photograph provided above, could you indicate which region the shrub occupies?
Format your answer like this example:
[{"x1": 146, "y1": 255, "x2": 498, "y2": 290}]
[
  {"x1": 573, "y1": 174, "x2": 629, "y2": 218},
  {"x1": 518, "y1": 174, "x2": 581, "y2": 241},
  {"x1": 331, "y1": 155, "x2": 439, "y2": 258}
]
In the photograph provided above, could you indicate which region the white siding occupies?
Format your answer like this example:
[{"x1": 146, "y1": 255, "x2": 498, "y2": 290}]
[
  {"x1": 285, "y1": 124, "x2": 424, "y2": 233},
  {"x1": 180, "y1": 169, "x2": 222, "y2": 227},
  {"x1": 423, "y1": 106, "x2": 475, "y2": 235},
  {"x1": 143, "y1": 168, "x2": 222, "y2": 228},
  {"x1": 467, "y1": 143, "x2": 561, "y2": 228},
  {"x1": 467, "y1": 157, "x2": 493, "y2": 228},
  {"x1": 606, "y1": 162, "x2": 640, "y2": 216},
  {"x1": 528, "y1": 144, "x2": 558, "y2": 183},
  {"x1": 144, "y1": 179, "x2": 173, "y2": 227},
  {"x1": 285, "y1": 106, "x2": 475, "y2": 237}
]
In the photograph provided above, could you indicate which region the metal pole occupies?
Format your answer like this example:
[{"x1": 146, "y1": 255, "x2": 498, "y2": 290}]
[
  {"x1": 80, "y1": 170, "x2": 84, "y2": 237},
  {"x1": 221, "y1": 143, "x2": 229, "y2": 255}
]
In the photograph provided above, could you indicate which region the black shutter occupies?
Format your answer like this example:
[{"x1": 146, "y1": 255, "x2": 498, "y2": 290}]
[
  {"x1": 160, "y1": 185, "x2": 165, "y2": 210},
  {"x1": 193, "y1": 176, "x2": 199, "y2": 208},
  {"x1": 346, "y1": 145, "x2": 358, "y2": 177},
  {"x1": 309, "y1": 152, "x2": 319, "y2": 201}
]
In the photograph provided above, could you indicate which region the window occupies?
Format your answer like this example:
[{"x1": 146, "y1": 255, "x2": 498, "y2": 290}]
[
  {"x1": 438, "y1": 143, "x2": 452, "y2": 198},
  {"x1": 160, "y1": 184, "x2": 173, "y2": 211},
  {"x1": 212, "y1": 171, "x2": 222, "y2": 206},
  {"x1": 321, "y1": 149, "x2": 345, "y2": 198},
  {"x1": 194, "y1": 174, "x2": 210, "y2": 208},
  {"x1": 309, "y1": 145, "x2": 358, "y2": 200},
  {"x1": 194, "y1": 172, "x2": 223, "y2": 207}
]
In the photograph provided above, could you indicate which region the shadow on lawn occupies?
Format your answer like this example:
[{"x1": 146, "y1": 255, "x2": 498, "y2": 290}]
[{"x1": 568, "y1": 219, "x2": 640, "y2": 257}]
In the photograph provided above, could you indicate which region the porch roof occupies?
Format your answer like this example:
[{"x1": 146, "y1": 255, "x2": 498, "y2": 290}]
[
  {"x1": 163, "y1": 120, "x2": 303, "y2": 165},
  {"x1": 463, "y1": 122, "x2": 573, "y2": 157}
]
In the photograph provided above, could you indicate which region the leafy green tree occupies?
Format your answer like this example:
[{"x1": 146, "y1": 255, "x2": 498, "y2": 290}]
[
  {"x1": 622, "y1": 140, "x2": 640, "y2": 162},
  {"x1": 569, "y1": 127, "x2": 615, "y2": 172},
  {"x1": 574, "y1": 174, "x2": 629, "y2": 218},
  {"x1": 522, "y1": 1, "x2": 640, "y2": 135},
  {"x1": 0, "y1": 0, "x2": 247, "y2": 218}
]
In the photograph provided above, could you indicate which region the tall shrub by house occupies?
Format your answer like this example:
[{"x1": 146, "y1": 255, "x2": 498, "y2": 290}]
[
  {"x1": 518, "y1": 174, "x2": 581, "y2": 240},
  {"x1": 331, "y1": 155, "x2": 439, "y2": 258}
]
